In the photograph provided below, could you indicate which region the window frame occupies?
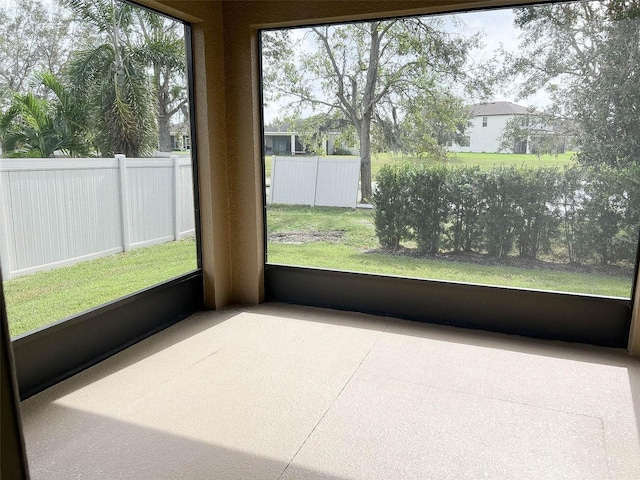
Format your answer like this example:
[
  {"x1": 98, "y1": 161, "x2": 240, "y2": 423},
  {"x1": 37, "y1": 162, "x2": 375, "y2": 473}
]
[
  {"x1": 259, "y1": 4, "x2": 639, "y2": 349},
  {"x1": 6, "y1": 7, "x2": 204, "y2": 400}
]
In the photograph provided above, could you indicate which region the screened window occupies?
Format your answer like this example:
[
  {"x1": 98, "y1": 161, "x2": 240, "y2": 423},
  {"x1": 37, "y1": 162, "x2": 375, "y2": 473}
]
[
  {"x1": 261, "y1": 1, "x2": 639, "y2": 300},
  {"x1": 0, "y1": 0, "x2": 198, "y2": 337}
]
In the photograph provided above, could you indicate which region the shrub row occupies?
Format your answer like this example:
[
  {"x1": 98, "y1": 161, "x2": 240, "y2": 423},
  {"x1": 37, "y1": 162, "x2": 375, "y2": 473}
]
[{"x1": 372, "y1": 163, "x2": 640, "y2": 265}]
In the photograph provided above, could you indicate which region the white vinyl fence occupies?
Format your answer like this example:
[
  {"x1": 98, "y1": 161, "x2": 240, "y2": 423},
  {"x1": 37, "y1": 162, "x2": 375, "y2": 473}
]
[
  {"x1": 0, "y1": 155, "x2": 195, "y2": 279},
  {"x1": 269, "y1": 156, "x2": 361, "y2": 208}
]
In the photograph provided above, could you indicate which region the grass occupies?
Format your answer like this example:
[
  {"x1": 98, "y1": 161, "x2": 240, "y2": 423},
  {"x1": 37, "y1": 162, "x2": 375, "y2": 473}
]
[
  {"x1": 267, "y1": 205, "x2": 633, "y2": 298},
  {"x1": 5, "y1": 203, "x2": 632, "y2": 337},
  {"x1": 3, "y1": 239, "x2": 197, "y2": 337},
  {"x1": 265, "y1": 151, "x2": 577, "y2": 180}
]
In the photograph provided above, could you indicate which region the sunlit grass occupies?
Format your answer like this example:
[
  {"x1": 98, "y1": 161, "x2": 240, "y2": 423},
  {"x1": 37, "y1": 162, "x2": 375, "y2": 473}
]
[
  {"x1": 267, "y1": 205, "x2": 633, "y2": 298},
  {"x1": 265, "y1": 151, "x2": 578, "y2": 181},
  {"x1": 4, "y1": 239, "x2": 197, "y2": 337}
]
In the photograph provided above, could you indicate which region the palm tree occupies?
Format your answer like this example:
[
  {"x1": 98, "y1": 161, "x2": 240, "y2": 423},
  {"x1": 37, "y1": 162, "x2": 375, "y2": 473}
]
[
  {"x1": 0, "y1": 73, "x2": 92, "y2": 158},
  {"x1": 64, "y1": 0, "x2": 156, "y2": 157},
  {"x1": 135, "y1": 10, "x2": 187, "y2": 152}
]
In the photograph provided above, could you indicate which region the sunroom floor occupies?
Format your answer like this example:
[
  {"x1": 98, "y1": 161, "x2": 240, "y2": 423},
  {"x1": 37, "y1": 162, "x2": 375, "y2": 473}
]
[{"x1": 20, "y1": 303, "x2": 640, "y2": 479}]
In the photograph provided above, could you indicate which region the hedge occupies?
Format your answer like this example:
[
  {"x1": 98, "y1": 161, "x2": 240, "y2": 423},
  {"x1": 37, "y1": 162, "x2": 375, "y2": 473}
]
[{"x1": 372, "y1": 162, "x2": 640, "y2": 265}]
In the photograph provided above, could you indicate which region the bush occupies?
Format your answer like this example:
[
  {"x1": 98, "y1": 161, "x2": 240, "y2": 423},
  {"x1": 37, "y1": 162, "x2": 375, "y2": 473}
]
[
  {"x1": 406, "y1": 165, "x2": 448, "y2": 254},
  {"x1": 479, "y1": 167, "x2": 522, "y2": 260},
  {"x1": 556, "y1": 165, "x2": 585, "y2": 264},
  {"x1": 372, "y1": 164, "x2": 410, "y2": 248},
  {"x1": 514, "y1": 167, "x2": 560, "y2": 259},
  {"x1": 445, "y1": 166, "x2": 484, "y2": 252},
  {"x1": 372, "y1": 161, "x2": 639, "y2": 266},
  {"x1": 579, "y1": 165, "x2": 636, "y2": 265}
]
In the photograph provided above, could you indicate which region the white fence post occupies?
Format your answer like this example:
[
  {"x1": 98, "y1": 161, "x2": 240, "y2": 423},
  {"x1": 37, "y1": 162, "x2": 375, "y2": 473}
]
[
  {"x1": 312, "y1": 156, "x2": 320, "y2": 207},
  {"x1": 172, "y1": 155, "x2": 180, "y2": 241},
  {"x1": 0, "y1": 168, "x2": 12, "y2": 280},
  {"x1": 117, "y1": 154, "x2": 131, "y2": 252},
  {"x1": 268, "y1": 155, "x2": 278, "y2": 205}
]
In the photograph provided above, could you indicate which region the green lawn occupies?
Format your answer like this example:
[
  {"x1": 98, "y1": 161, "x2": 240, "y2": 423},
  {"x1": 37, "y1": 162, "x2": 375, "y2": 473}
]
[
  {"x1": 267, "y1": 205, "x2": 633, "y2": 298},
  {"x1": 4, "y1": 239, "x2": 197, "y2": 337},
  {"x1": 265, "y1": 151, "x2": 577, "y2": 180},
  {"x1": 5, "y1": 203, "x2": 632, "y2": 337}
]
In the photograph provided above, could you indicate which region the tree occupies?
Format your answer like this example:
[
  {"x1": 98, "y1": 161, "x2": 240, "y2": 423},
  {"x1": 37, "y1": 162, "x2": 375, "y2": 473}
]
[
  {"x1": 395, "y1": 90, "x2": 471, "y2": 159},
  {"x1": 508, "y1": 0, "x2": 640, "y2": 167},
  {"x1": 0, "y1": 0, "x2": 78, "y2": 98},
  {"x1": 498, "y1": 108, "x2": 570, "y2": 158},
  {"x1": 0, "y1": 73, "x2": 91, "y2": 157},
  {"x1": 135, "y1": 9, "x2": 187, "y2": 151},
  {"x1": 265, "y1": 18, "x2": 487, "y2": 201},
  {"x1": 64, "y1": 0, "x2": 157, "y2": 157}
]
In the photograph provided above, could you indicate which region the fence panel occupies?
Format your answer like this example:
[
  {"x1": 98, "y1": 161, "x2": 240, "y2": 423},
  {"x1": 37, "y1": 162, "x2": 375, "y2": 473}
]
[
  {"x1": 0, "y1": 156, "x2": 195, "y2": 279},
  {"x1": 315, "y1": 157, "x2": 361, "y2": 207},
  {"x1": 269, "y1": 156, "x2": 318, "y2": 206},
  {"x1": 127, "y1": 159, "x2": 175, "y2": 248},
  {"x1": 178, "y1": 159, "x2": 196, "y2": 236},
  {"x1": 269, "y1": 156, "x2": 361, "y2": 208},
  {"x1": 0, "y1": 159, "x2": 122, "y2": 278}
]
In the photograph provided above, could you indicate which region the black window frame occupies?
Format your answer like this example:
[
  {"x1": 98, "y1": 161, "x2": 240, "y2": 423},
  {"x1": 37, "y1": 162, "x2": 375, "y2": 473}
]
[
  {"x1": 259, "y1": 3, "x2": 639, "y2": 350},
  {"x1": 4, "y1": 2, "x2": 204, "y2": 400}
]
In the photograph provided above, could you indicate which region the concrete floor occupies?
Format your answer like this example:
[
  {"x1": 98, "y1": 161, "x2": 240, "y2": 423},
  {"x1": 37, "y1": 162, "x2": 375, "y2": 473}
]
[{"x1": 20, "y1": 303, "x2": 640, "y2": 479}]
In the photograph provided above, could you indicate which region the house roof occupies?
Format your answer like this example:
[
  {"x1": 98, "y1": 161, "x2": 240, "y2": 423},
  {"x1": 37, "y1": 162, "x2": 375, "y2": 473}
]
[
  {"x1": 169, "y1": 122, "x2": 190, "y2": 135},
  {"x1": 264, "y1": 123, "x2": 294, "y2": 133},
  {"x1": 471, "y1": 101, "x2": 529, "y2": 117}
]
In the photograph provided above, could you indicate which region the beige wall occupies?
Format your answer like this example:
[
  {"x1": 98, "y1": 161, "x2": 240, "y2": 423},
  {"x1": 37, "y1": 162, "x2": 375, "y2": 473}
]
[{"x1": 134, "y1": 0, "x2": 640, "y2": 354}]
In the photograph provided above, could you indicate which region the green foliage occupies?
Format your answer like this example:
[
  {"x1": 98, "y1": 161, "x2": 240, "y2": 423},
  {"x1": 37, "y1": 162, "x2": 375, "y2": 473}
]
[
  {"x1": 264, "y1": 17, "x2": 489, "y2": 200},
  {"x1": 498, "y1": 109, "x2": 569, "y2": 159},
  {"x1": 407, "y1": 164, "x2": 449, "y2": 254},
  {"x1": 396, "y1": 92, "x2": 472, "y2": 159},
  {"x1": 0, "y1": 0, "x2": 78, "y2": 96},
  {"x1": 64, "y1": 0, "x2": 158, "y2": 157},
  {"x1": 133, "y1": 8, "x2": 187, "y2": 151},
  {"x1": 510, "y1": 1, "x2": 640, "y2": 169},
  {"x1": 557, "y1": 165, "x2": 585, "y2": 264},
  {"x1": 0, "y1": 73, "x2": 92, "y2": 157},
  {"x1": 267, "y1": 205, "x2": 633, "y2": 298},
  {"x1": 514, "y1": 167, "x2": 560, "y2": 259},
  {"x1": 479, "y1": 167, "x2": 522, "y2": 260},
  {"x1": 373, "y1": 162, "x2": 640, "y2": 265},
  {"x1": 372, "y1": 164, "x2": 410, "y2": 248},
  {"x1": 445, "y1": 166, "x2": 484, "y2": 252},
  {"x1": 578, "y1": 165, "x2": 636, "y2": 265}
]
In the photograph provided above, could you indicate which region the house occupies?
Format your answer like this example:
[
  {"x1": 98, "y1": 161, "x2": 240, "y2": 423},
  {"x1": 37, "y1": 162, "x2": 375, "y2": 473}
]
[
  {"x1": 264, "y1": 123, "x2": 307, "y2": 155},
  {"x1": 449, "y1": 101, "x2": 532, "y2": 154},
  {"x1": 264, "y1": 122, "x2": 344, "y2": 155},
  {"x1": 3, "y1": 1, "x2": 639, "y2": 479},
  {"x1": 169, "y1": 122, "x2": 191, "y2": 150}
]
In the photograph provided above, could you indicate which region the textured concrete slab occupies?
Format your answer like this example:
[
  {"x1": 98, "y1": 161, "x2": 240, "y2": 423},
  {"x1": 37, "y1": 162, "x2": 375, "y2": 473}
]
[
  {"x1": 19, "y1": 304, "x2": 640, "y2": 480},
  {"x1": 281, "y1": 377, "x2": 609, "y2": 480}
]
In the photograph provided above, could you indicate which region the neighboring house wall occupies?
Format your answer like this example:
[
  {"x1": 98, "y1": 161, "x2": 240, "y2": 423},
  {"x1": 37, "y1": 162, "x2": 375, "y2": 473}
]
[
  {"x1": 264, "y1": 134, "x2": 305, "y2": 155},
  {"x1": 448, "y1": 102, "x2": 532, "y2": 154},
  {"x1": 449, "y1": 114, "x2": 524, "y2": 154},
  {"x1": 264, "y1": 125, "x2": 345, "y2": 155},
  {"x1": 264, "y1": 132, "x2": 343, "y2": 155}
]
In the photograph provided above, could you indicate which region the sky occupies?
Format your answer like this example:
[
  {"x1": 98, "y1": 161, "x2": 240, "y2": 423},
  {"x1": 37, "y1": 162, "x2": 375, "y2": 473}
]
[
  {"x1": 262, "y1": 6, "x2": 552, "y2": 124},
  {"x1": 0, "y1": 0, "x2": 550, "y2": 124}
]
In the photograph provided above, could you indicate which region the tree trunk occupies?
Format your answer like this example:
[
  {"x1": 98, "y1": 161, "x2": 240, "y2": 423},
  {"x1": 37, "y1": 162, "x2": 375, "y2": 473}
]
[
  {"x1": 158, "y1": 113, "x2": 172, "y2": 151},
  {"x1": 359, "y1": 115, "x2": 373, "y2": 202}
]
